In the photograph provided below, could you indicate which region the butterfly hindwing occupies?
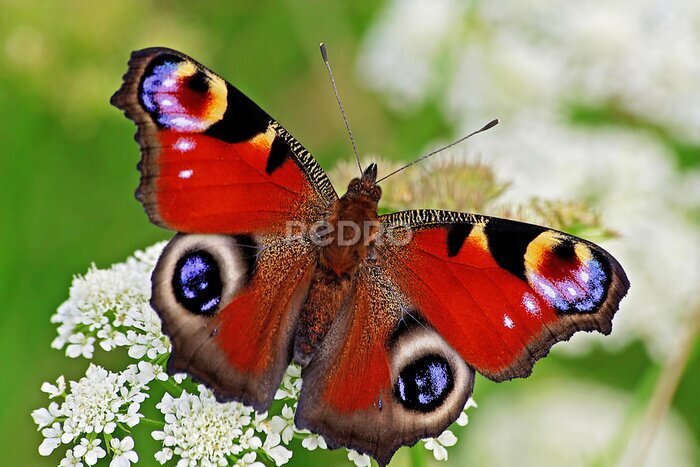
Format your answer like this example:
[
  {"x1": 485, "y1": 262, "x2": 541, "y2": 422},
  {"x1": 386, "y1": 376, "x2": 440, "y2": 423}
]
[
  {"x1": 151, "y1": 233, "x2": 316, "y2": 410},
  {"x1": 378, "y1": 210, "x2": 630, "y2": 381},
  {"x1": 111, "y1": 47, "x2": 337, "y2": 235},
  {"x1": 295, "y1": 267, "x2": 475, "y2": 466}
]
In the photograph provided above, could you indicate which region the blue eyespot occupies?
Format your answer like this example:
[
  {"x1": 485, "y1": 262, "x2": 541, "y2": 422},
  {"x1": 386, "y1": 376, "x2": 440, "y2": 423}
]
[
  {"x1": 529, "y1": 258, "x2": 607, "y2": 313},
  {"x1": 172, "y1": 251, "x2": 222, "y2": 315},
  {"x1": 395, "y1": 354, "x2": 454, "y2": 412}
]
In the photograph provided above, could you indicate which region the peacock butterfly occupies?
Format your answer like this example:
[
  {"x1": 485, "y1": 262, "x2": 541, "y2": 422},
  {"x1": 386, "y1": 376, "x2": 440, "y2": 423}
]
[{"x1": 111, "y1": 47, "x2": 629, "y2": 466}]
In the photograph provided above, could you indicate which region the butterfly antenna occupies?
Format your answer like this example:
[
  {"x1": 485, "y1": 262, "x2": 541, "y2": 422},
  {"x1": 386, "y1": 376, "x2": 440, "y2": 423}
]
[
  {"x1": 376, "y1": 118, "x2": 500, "y2": 183},
  {"x1": 320, "y1": 43, "x2": 363, "y2": 175}
]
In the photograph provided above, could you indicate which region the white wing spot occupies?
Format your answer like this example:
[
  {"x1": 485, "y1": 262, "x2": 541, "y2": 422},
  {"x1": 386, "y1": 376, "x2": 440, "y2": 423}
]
[
  {"x1": 178, "y1": 169, "x2": 193, "y2": 179},
  {"x1": 522, "y1": 293, "x2": 540, "y2": 316},
  {"x1": 503, "y1": 314, "x2": 515, "y2": 329},
  {"x1": 174, "y1": 138, "x2": 195, "y2": 152}
]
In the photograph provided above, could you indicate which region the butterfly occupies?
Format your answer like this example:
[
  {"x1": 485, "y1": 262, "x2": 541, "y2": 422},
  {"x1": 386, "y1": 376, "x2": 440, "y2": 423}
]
[{"x1": 111, "y1": 47, "x2": 630, "y2": 466}]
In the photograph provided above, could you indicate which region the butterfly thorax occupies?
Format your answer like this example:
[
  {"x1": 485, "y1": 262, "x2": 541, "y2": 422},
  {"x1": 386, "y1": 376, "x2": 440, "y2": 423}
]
[
  {"x1": 295, "y1": 165, "x2": 381, "y2": 366},
  {"x1": 318, "y1": 164, "x2": 382, "y2": 279}
]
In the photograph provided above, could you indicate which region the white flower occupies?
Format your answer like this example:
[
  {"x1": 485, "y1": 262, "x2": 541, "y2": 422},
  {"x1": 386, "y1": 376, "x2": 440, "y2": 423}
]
[
  {"x1": 73, "y1": 437, "x2": 106, "y2": 466},
  {"x1": 154, "y1": 447, "x2": 173, "y2": 465},
  {"x1": 66, "y1": 333, "x2": 95, "y2": 359},
  {"x1": 119, "y1": 402, "x2": 143, "y2": 428},
  {"x1": 33, "y1": 362, "x2": 150, "y2": 459},
  {"x1": 97, "y1": 324, "x2": 122, "y2": 351},
  {"x1": 274, "y1": 365, "x2": 302, "y2": 400},
  {"x1": 172, "y1": 373, "x2": 186, "y2": 384},
  {"x1": 61, "y1": 365, "x2": 140, "y2": 437},
  {"x1": 269, "y1": 404, "x2": 295, "y2": 444},
  {"x1": 347, "y1": 449, "x2": 371, "y2": 467},
  {"x1": 32, "y1": 401, "x2": 62, "y2": 429},
  {"x1": 116, "y1": 304, "x2": 170, "y2": 359},
  {"x1": 263, "y1": 432, "x2": 293, "y2": 466},
  {"x1": 109, "y1": 436, "x2": 138, "y2": 467},
  {"x1": 41, "y1": 375, "x2": 66, "y2": 398},
  {"x1": 239, "y1": 428, "x2": 263, "y2": 451},
  {"x1": 38, "y1": 422, "x2": 63, "y2": 456},
  {"x1": 301, "y1": 434, "x2": 327, "y2": 451},
  {"x1": 59, "y1": 448, "x2": 84, "y2": 467},
  {"x1": 424, "y1": 430, "x2": 457, "y2": 461},
  {"x1": 252, "y1": 410, "x2": 270, "y2": 433},
  {"x1": 456, "y1": 397, "x2": 478, "y2": 427},
  {"x1": 235, "y1": 451, "x2": 265, "y2": 467},
  {"x1": 135, "y1": 361, "x2": 168, "y2": 384}
]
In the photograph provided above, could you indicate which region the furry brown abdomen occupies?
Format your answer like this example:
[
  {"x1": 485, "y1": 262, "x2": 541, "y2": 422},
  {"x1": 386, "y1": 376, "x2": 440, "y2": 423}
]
[
  {"x1": 293, "y1": 272, "x2": 351, "y2": 366},
  {"x1": 295, "y1": 186, "x2": 381, "y2": 365}
]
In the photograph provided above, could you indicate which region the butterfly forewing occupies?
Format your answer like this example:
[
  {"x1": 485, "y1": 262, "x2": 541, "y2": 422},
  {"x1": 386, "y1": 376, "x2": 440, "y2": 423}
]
[
  {"x1": 111, "y1": 47, "x2": 336, "y2": 235},
  {"x1": 378, "y1": 210, "x2": 630, "y2": 381}
]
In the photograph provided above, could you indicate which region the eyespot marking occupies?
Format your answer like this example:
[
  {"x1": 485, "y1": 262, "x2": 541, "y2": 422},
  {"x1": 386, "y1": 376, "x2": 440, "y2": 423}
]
[
  {"x1": 525, "y1": 233, "x2": 609, "y2": 313},
  {"x1": 140, "y1": 55, "x2": 227, "y2": 132},
  {"x1": 172, "y1": 250, "x2": 223, "y2": 315},
  {"x1": 394, "y1": 354, "x2": 454, "y2": 413}
]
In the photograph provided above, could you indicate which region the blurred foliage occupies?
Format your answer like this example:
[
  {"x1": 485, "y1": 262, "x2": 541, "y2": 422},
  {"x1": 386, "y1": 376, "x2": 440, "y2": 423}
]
[
  {"x1": 1, "y1": 0, "x2": 698, "y2": 466},
  {"x1": 569, "y1": 102, "x2": 700, "y2": 171}
]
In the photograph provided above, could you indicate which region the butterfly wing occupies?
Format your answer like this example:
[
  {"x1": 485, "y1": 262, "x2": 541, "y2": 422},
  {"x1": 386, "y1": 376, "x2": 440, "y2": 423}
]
[
  {"x1": 295, "y1": 266, "x2": 475, "y2": 466},
  {"x1": 296, "y1": 209, "x2": 628, "y2": 465},
  {"x1": 151, "y1": 233, "x2": 317, "y2": 410},
  {"x1": 111, "y1": 47, "x2": 337, "y2": 234},
  {"x1": 378, "y1": 209, "x2": 630, "y2": 381},
  {"x1": 112, "y1": 48, "x2": 335, "y2": 409}
]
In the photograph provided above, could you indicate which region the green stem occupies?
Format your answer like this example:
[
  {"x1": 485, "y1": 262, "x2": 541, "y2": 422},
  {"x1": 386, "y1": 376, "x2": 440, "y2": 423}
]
[
  {"x1": 140, "y1": 417, "x2": 165, "y2": 428},
  {"x1": 104, "y1": 432, "x2": 113, "y2": 454},
  {"x1": 158, "y1": 377, "x2": 183, "y2": 395}
]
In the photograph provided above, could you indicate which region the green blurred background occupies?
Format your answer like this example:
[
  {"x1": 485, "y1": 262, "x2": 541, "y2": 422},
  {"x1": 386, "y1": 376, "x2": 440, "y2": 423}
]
[{"x1": 1, "y1": 1, "x2": 698, "y2": 466}]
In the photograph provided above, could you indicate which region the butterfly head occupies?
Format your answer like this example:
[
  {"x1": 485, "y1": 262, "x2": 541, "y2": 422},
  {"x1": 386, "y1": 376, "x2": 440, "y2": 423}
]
[{"x1": 346, "y1": 163, "x2": 382, "y2": 202}]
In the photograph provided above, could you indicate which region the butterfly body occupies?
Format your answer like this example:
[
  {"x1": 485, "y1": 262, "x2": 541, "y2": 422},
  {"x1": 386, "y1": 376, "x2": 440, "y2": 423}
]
[
  {"x1": 318, "y1": 163, "x2": 382, "y2": 277},
  {"x1": 112, "y1": 47, "x2": 629, "y2": 466}
]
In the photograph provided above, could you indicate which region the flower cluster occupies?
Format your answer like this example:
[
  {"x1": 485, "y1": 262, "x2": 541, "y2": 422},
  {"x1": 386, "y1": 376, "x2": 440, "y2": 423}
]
[
  {"x1": 35, "y1": 242, "x2": 478, "y2": 465},
  {"x1": 152, "y1": 385, "x2": 291, "y2": 467},
  {"x1": 32, "y1": 363, "x2": 150, "y2": 466},
  {"x1": 51, "y1": 242, "x2": 166, "y2": 360}
]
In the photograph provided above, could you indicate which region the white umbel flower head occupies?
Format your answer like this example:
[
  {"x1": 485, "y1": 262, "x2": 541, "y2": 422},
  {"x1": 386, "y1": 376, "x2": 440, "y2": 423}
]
[
  {"x1": 152, "y1": 385, "x2": 261, "y2": 466},
  {"x1": 51, "y1": 243, "x2": 167, "y2": 358},
  {"x1": 61, "y1": 365, "x2": 139, "y2": 438}
]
